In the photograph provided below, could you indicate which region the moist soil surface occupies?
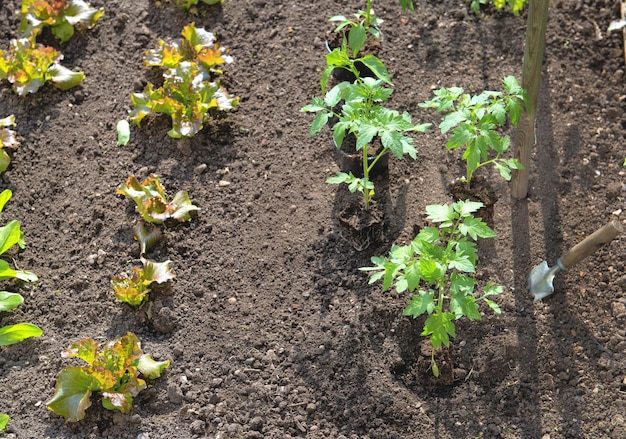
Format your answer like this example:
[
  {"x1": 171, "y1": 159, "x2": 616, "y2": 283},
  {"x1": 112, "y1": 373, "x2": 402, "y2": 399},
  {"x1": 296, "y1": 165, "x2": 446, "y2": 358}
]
[{"x1": 1, "y1": 0, "x2": 626, "y2": 438}]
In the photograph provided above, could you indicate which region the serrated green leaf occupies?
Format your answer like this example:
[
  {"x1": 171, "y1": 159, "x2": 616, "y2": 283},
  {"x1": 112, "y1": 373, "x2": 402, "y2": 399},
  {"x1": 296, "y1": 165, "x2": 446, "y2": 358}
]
[
  {"x1": 450, "y1": 292, "x2": 481, "y2": 320},
  {"x1": 439, "y1": 111, "x2": 467, "y2": 134},
  {"x1": 425, "y1": 204, "x2": 455, "y2": 223},
  {"x1": 402, "y1": 290, "x2": 435, "y2": 318},
  {"x1": 422, "y1": 312, "x2": 456, "y2": 349}
]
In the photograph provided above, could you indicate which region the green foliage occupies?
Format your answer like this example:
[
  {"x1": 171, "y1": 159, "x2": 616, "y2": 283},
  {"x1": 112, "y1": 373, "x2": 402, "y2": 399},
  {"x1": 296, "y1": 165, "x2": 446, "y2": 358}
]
[
  {"x1": 116, "y1": 174, "x2": 199, "y2": 224},
  {"x1": 320, "y1": 38, "x2": 391, "y2": 94},
  {"x1": 130, "y1": 23, "x2": 238, "y2": 138},
  {"x1": 468, "y1": 0, "x2": 528, "y2": 16},
  {"x1": 133, "y1": 221, "x2": 162, "y2": 256},
  {"x1": 302, "y1": 76, "x2": 430, "y2": 207},
  {"x1": 329, "y1": 0, "x2": 414, "y2": 57},
  {"x1": 112, "y1": 258, "x2": 175, "y2": 306},
  {"x1": 0, "y1": 413, "x2": 8, "y2": 432},
  {"x1": 0, "y1": 34, "x2": 84, "y2": 96},
  {"x1": 47, "y1": 332, "x2": 170, "y2": 422},
  {"x1": 0, "y1": 115, "x2": 20, "y2": 173},
  {"x1": 419, "y1": 75, "x2": 527, "y2": 187},
  {"x1": 362, "y1": 200, "x2": 503, "y2": 376},
  {"x1": 0, "y1": 189, "x2": 38, "y2": 283},
  {"x1": 175, "y1": 0, "x2": 223, "y2": 11},
  {"x1": 116, "y1": 120, "x2": 130, "y2": 146},
  {"x1": 0, "y1": 189, "x2": 41, "y2": 347},
  {"x1": 19, "y1": 0, "x2": 104, "y2": 43}
]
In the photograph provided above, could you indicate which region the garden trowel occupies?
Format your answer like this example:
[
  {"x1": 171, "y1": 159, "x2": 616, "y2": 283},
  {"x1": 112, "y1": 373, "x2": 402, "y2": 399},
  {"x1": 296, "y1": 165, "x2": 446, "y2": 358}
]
[{"x1": 529, "y1": 220, "x2": 623, "y2": 302}]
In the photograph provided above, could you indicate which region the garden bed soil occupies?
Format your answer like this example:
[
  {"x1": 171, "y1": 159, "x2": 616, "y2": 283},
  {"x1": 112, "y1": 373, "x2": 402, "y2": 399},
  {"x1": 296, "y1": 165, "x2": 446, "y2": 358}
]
[{"x1": 1, "y1": 0, "x2": 625, "y2": 438}]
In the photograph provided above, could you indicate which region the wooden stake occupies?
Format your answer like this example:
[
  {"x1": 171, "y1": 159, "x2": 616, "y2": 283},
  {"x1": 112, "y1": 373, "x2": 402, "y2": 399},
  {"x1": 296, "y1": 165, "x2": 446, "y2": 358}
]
[{"x1": 511, "y1": 0, "x2": 550, "y2": 199}]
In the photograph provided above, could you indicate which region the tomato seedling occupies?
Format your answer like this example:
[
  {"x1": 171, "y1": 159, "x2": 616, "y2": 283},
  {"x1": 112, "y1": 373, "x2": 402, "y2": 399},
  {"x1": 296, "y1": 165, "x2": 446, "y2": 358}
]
[{"x1": 362, "y1": 200, "x2": 503, "y2": 376}]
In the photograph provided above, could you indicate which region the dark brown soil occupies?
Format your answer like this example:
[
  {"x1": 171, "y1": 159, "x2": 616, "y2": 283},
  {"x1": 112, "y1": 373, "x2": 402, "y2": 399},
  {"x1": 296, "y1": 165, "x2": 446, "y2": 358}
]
[{"x1": 1, "y1": 0, "x2": 625, "y2": 438}]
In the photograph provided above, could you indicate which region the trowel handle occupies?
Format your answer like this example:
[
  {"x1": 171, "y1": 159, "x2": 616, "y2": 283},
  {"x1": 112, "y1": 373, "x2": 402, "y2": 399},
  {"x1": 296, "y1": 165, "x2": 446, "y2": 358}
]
[{"x1": 560, "y1": 220, "x2": 623, "y2": 269}]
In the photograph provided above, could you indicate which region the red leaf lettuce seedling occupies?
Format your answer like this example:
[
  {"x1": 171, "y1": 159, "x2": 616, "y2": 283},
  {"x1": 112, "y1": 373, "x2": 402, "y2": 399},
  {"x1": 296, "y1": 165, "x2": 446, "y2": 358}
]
[
  {"x1": 19, "y1": 0, "x2": 104, "y2": 43},
  {"x1": 0, "y1": 34, "x2": 85, "y2": 96},
  {"x1": 419, "y1": 76, "x2": 527, "y2": 188},
  {"x1": 130, "y1": 23, "x2": 239, "y2": 138},
  {"x1": 47, "y1": 332, "x2": 170, "y2": 422},
  {"x1": 117, "y1": 174, "x2": 199, "y2": 224},
  {"x1": 112, "y1": 258, "x2": 175, "y2": 306},
  {"x1": 361, "y1": 200, "x2": 503, "y2": 376}
]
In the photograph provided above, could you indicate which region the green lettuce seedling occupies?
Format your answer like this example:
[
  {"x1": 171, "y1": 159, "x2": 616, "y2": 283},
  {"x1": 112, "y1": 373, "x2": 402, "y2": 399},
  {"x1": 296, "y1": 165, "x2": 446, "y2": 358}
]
[
  {"x1": 0, "y1": 189, "x2": 38, "y2": 283},
  {"x1": 0, "y1": 189, "x2": 41, "y2": 347},
  {"x1": 361, "y1": 200, "x2": 503, "y2": 376},
  {"x1": 0, "y1": 292, "x2": 42, "y2": 346},
  {"x1": 0, "y1": 413, "x2": 7, "y2": 433},
  {"x1": 116, "y1": 174, "x2": 199, "y2": 224},
  {"x1": 112, "y1": 258, "x2": 175, "y2": 306},
  {"x1": 19, "y1": 0, "x2": 104, "y2": 43},
  {"x1": 419, "y1": 76, "x2": 527, "y2": 187},
  {"x1": 0, "y1": 34, "x2": 85, "y2": 96},
  {"x1": 130, "y1": 23, "x2": 238, "y2": 138},
  {"x1": 47, "y1": 332, "x2": 170, "y2": 422},
  {"x1": 0, "y1": 115, "x2": 20, "y2": 173}
]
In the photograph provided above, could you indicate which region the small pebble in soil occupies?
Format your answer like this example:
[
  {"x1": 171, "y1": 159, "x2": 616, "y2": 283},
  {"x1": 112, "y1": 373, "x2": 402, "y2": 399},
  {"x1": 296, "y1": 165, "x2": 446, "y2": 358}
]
[
  {"x1": 194, "y1": 163, "x2": 207, "y2": 175},
  {"x1": 218, "y1": 180, "x2": 231, "y2": 187},
  {"x1": 228, "y1": 297, "x2": 237, "y2": 304}
]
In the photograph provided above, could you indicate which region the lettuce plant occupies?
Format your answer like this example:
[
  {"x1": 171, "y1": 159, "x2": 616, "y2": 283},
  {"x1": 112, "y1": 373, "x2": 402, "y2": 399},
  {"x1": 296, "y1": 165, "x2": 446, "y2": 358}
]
[
  {"x1": 0, "y1": 34, "x2": 85, "y2": 96},
  {"x1": 117, "y1": 174, "x2": 199, "y2": 224},
  {"x1": 0, "y1": 115, "x2": 20, "y2": 173},
  {"x1": 0, "y1": 414, "x2": 7, "y2": 433},
  {"x1": 0, "y1": 292, "x2": 42, "y2": 346},
  {"x1": 19, "y1": 0, "x2": 104, "y2": 43},
  {"x1": 361, "y1": 200, "x2": 503, "y2": 376},
  {"x1": 47, "y1": 332, "x2": 170, "y2": 422},
  {"x1": 0, "y1": 189, "x2": 41, "y2": 347},
  {"x1": 130, "y1": 23, "x2": 238, "y2": 138},
  {"x1": 419, "y1": 76, "x2": 527, "y2": 187},
  {"x1": 112, "y1": 258, "x2": 175, "y2": 306}
]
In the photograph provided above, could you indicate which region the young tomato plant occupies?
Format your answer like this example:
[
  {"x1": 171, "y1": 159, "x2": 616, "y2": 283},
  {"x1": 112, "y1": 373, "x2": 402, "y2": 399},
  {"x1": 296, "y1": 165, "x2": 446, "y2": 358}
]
[
  {"x1": 47, "y1": 332, "x2": 170, "y2": 422},
  {"x1": 329, "y1": 0, "x2": 414, "y2": 57},
  {"x1": 419, "y1": 76, "x2": 527, "y2": 188},
  {"x1": 19, "y1": 0, "x2": 104, "y2": 43},
  {"x1": 0, "y1": 35, "x2": 85, "y2": 96},
  {"x1": 361, "y1": 200, "x2": 503, "y2": 376},
  {"x1": 302, "y1": 76, "x2": 430, "y2": 208},
  {"x1": 117, "y1": 174, "x2": 199, "y2": 224},
  {"x1": 0, "y1": 115, "x2": 20, "y2": 173},
  {"x1": 112, "y1": 258, "x2": 175, "y2": 306},
  {"x1": 129, "y1": 23, "x2": 238, "y2": 138}
]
